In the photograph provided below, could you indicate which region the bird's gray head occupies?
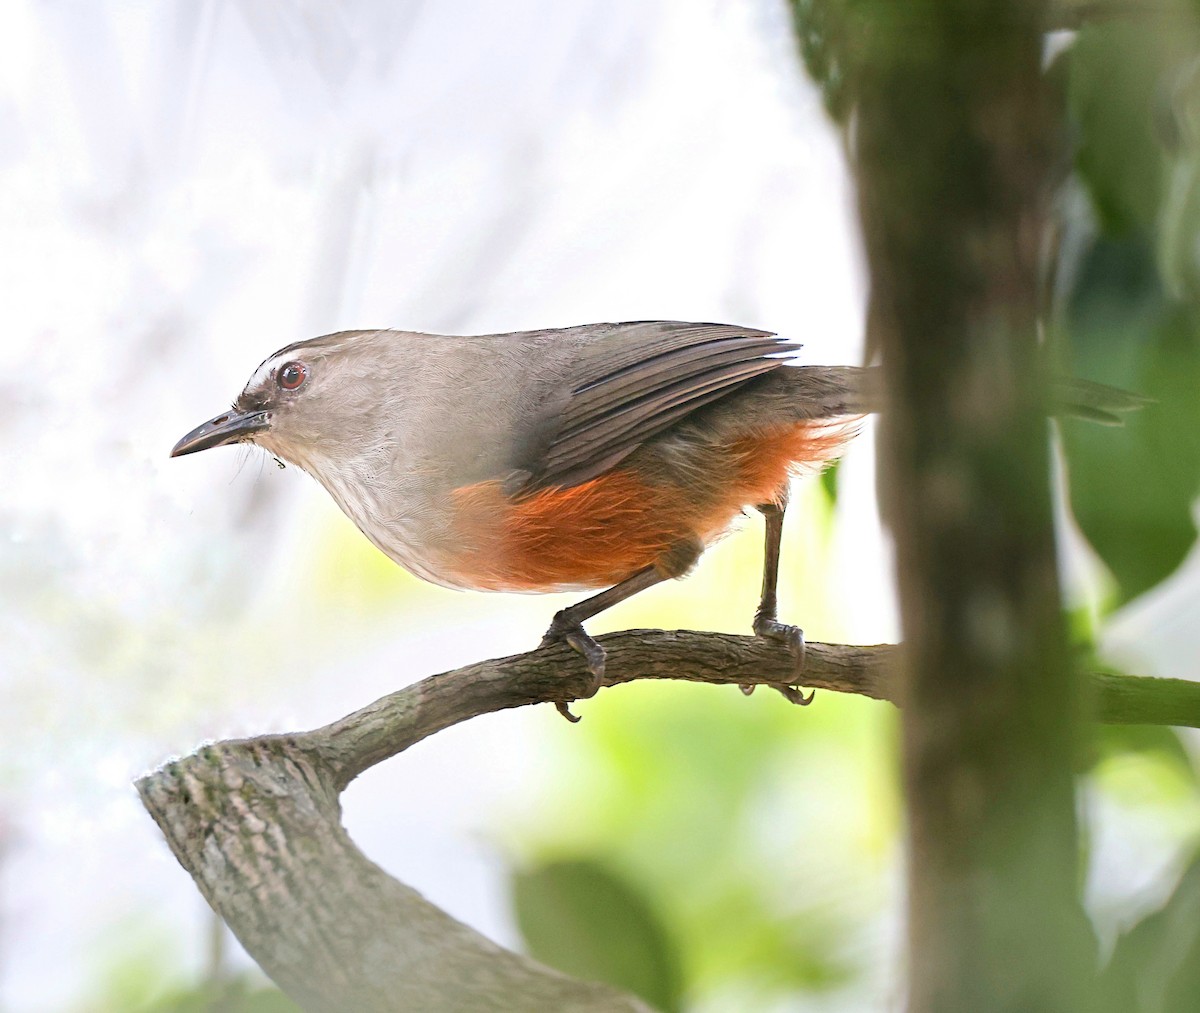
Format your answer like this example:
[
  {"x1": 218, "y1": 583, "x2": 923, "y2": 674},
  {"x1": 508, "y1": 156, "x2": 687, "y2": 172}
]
[{"x1": 170, "y1": 330, "x2": 398, "y2": 474}]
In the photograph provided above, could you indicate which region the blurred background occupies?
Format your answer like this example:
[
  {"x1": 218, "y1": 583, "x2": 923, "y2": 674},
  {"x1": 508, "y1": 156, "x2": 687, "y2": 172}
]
[{"x1": 1, "y1": 2, "x2": 1197, "y2": 1010}]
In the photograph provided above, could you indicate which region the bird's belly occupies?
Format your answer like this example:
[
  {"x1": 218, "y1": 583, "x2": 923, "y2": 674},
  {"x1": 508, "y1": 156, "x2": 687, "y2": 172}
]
[
  {"x1": 439, "y1": 468, "x2": 696, "y2": 592},
  {"x1": 310, "y1": 463, "x2": 478, "y2": 591},
  {"x1": 322, "y1": 420, "x2": 856, "y2": 594},
  {"x1": 433, "y1": 420, "x2": 857, "y2": 593}
]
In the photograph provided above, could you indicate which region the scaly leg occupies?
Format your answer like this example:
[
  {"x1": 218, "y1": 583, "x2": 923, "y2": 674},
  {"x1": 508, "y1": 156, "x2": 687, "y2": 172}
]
[
  {"x1": 540, "y1": 565, "x2": 669, "y2": 720},
  {"x1": 743, "y1": 496, "x2": 812, "y2": 705}
]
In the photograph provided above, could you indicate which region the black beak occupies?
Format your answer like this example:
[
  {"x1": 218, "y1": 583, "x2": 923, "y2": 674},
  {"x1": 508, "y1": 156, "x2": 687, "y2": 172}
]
[{"x1": 171, "y1": 409, "x2": 270, "y2": 457}]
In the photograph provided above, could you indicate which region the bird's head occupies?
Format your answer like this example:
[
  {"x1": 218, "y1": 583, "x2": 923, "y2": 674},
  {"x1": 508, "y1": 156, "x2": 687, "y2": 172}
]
[{"x1": 170, "y1": 330, "x2": 395, "y2": 473}]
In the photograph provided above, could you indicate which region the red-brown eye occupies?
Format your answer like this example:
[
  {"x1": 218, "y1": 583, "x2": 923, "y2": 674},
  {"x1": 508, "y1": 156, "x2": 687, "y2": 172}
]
[{"x1": 277, "y1": 361, "x2": 308, "y2": 391}]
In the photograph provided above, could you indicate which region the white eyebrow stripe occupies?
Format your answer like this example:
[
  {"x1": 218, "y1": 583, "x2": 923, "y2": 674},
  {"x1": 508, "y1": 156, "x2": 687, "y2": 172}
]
[
  {"x1": 240, "y1": 331, "x2": 372, "y2": 399},
  {"x1": 247, "y1": 355, "x2": 285, "y2": 390}
]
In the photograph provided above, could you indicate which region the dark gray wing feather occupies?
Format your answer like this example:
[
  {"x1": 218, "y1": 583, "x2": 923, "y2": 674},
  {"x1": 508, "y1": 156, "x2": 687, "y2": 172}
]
[{"x1": 518, "y1": 322, "x2": 799, "y2": 492}]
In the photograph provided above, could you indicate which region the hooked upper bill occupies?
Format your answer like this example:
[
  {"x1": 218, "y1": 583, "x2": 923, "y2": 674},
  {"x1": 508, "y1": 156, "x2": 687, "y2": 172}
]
[{"x1": 170, "y1": 409, "x2": 270, "y2": 457}]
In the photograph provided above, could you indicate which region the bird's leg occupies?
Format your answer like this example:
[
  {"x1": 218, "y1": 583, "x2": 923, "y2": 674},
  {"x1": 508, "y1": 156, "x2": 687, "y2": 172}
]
[
  {"x1": 540, "y1": 565, "x2": 669, "y2": 721},
  {"x1": 744, "y1": 495, "x2": 812, "y2": 706}
]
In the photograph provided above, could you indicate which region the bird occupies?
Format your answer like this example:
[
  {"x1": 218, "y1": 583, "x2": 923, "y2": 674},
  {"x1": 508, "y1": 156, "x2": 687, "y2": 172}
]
[{"x1": 171, "y1": 320, "x2": 1146, "y2": 716}]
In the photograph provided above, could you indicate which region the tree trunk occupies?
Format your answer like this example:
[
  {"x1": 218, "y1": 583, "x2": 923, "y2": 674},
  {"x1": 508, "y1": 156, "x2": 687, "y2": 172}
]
[{"x1": 849, "y1": 2, "x2": 1096, "y2": 1008}]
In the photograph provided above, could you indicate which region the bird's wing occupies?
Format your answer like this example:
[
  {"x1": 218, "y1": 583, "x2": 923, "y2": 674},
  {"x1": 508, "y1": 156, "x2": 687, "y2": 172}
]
[{"x1": 515, "y1": 321, "x2": 799, "y2": 493}]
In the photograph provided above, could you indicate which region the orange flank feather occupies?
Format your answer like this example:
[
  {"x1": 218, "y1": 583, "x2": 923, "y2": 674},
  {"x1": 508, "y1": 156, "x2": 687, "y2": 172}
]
[{"x1": 447, "y1": 420, "x2": 857, "y2": 592}]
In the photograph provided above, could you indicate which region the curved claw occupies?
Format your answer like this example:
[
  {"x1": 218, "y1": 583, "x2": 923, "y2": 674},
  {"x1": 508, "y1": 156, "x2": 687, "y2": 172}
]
[
  {"x1": 776, "y1": 684, "x2": 815, "y2": 706},
  {"x1": 739, "y1": 682, "x2": 815, "y2": 706},
  {"x1": 751, "y1": 617, "x2": 812, "y2": 706},
  {"x1": 555, "y1": 701, "x2": 582, "y2": 723},
  {"x1": 540, "y1": 614, "x2": 607, "y2": 720},
  {"x1": 753, "y1": 616, "x2": 806, "y2": 672},
  {"x1": 561, "y1": 629, "x2": 606, "y2": 694}
]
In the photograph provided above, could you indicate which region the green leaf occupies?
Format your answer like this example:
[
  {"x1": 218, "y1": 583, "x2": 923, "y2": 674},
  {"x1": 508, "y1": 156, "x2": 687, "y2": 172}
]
[
  {"x1": 102, "y1": 975, "x2": 298, "y2": 1013},
  {"x1": 1068, "y1": 20, "x2": 1180, "y2": 233},
  {"x1": 513, "y1": 859, "x2": 683, "y2": 1013},
  {"x1": 1091, "y1": 724, "x2": 1198, "y2": 787},
  {"x1": 1059, "y1": 234, "x2": 1200, "y2": 602},
  {"x1": 1159, "y1": 149, "x2": 1200, "y2": 299},
  {"x1": 819, "y1": 457, "x2": 842, "y2": 505}
]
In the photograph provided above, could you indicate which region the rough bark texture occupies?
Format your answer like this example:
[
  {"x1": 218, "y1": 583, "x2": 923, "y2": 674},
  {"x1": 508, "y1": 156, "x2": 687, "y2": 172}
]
[
  {"x1": 850, "y1": 2, "x2": 1097, "y2": 1009},
  {"x1": 138, "y1": 629, "x2": 1196, "y2": 1011},
  {"x1": 138, "y1": 738, "x2": 648, "y2": 1013}
]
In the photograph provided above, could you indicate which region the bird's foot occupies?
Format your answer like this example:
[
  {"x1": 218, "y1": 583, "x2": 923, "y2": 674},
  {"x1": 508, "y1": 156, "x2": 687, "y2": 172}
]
[
  {"x1": 539, "y1": 613, "x2": 606, "y2": 722},
  {"x1": 743, "y1": 616, "x2": 813, "y2": 706}
]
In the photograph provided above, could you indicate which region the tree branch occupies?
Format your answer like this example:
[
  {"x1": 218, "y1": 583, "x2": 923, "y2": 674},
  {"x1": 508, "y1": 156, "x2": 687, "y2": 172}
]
[
  {"x1": 315, "y1": 632, "x2": 894, "y2": 789},
  {"x1": 1090, "y1": 669, "x2": 1200, "y2": 728},
  {"x1": 137, "y1": 631, "x2": 1197, "y2": 1010}
]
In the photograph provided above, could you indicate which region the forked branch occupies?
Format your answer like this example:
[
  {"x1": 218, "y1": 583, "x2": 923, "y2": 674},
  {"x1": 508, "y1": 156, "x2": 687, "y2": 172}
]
[{"x1": 136, "y1": 632, "x2": 1198, "y2": 1012}]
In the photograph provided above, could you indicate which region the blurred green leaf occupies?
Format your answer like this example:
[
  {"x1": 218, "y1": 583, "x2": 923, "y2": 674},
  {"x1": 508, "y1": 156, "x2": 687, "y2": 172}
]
[
  {"x1": 1099, "y1": 851, "x2": 1200, "y2": 1013},
  {"x1": 1158, "y1": 41, "x2": 1200, "y2": 297},
  {"x1": 513, "y1": 858, "x2": 683, "y2": 1013},
  {"x1": 819, "y1": 457, "x2": 842, "y2": 505},
  {"x1": 93, "y1": 966, "x2": 296, "y2": 1013},
  {"x1": 508, "y1": 682, "x2": 893, "y2": 1005},
  {"x1": 1091, "y1": 724, "x2": 1198, "y2": 787},
  {"x1": 1068, "y1": 19, "x2": 1184, "y2": 233},
  {"x1": 1059, "y1": 234, "x2": 1200, "y2": 602}
]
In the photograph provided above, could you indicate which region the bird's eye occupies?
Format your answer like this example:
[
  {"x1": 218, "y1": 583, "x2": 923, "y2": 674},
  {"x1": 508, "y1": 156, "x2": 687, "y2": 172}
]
[{"x1": 277, "y1": 361, "x2": 308, "y2": 391}]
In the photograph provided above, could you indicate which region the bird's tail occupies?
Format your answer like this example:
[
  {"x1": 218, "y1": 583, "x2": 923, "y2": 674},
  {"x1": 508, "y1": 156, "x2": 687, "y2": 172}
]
[
  {"x1": 1051, "y1": 377, "x2": 1153, "y2": 425},
  {"x1": 786, "y1": 365, "x2": 1150, "y2": 426}
]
